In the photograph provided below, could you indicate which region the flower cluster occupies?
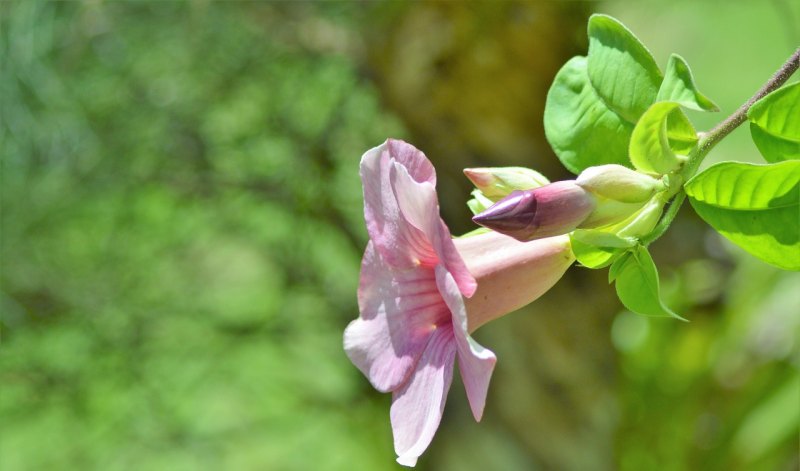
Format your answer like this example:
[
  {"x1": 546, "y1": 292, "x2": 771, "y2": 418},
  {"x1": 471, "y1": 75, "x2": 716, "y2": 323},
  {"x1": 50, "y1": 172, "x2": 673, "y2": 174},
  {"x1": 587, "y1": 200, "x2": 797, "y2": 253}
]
[{"x1": 473, "y1": 164, "x2": 665, "y2": 241}]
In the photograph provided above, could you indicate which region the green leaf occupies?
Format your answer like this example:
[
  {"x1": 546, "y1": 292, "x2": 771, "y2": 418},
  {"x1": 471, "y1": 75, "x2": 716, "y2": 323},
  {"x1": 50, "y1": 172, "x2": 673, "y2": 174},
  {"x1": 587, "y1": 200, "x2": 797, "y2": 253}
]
[
  {"x1": 685, "y1": 161, "x2": 800, "y2": 270},
  {"x1": 630, "y1": 101, "x2": 696, "y2": 174},
  {"x1": 747, "y1": 81, "x2": 800, "y2": 162},
  {"x1": 571, "y1": 230, "x2": 635, "y2": 269},
  {"x1": 466, "y1": 189, "x2": 496, "y2": 215},
  {"x1": 611, "y1": 245, "x2": 686, "y2": 320},
  {"x1": 656, "y1": 54, "x2": 719, "y2": 112},
  {"x1": 544, "y1": 57, "x2": 634, "y2": 174},
  {"x1": 587, "y1": 14, "x2": 663, "y2": 122},
  {"x1": 667, "y1": 109, "x2": 699, "y2": 155},
  {"x1": 544, "y1": 15, "x2": 662, "y2": 174}
]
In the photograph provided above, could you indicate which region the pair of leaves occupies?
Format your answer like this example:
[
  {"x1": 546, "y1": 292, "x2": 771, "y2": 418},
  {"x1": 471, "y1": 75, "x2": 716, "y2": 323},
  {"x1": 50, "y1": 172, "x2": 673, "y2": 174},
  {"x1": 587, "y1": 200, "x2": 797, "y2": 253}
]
[
  {"x1": 572, "y1": 230, "x2": 684, "y2": 320},
  {"x1": 545, "y1": 15, "x2": 717, "y2": 175},
  {"x1": 609, "y1": 245, "x2": 686, "y2": 321},
  {"x1": 748, "y1": 82, "x2": 800, "y2": 163},
  {"x1": 686, "y1": 160, "x2": 800, "y2": 270}
]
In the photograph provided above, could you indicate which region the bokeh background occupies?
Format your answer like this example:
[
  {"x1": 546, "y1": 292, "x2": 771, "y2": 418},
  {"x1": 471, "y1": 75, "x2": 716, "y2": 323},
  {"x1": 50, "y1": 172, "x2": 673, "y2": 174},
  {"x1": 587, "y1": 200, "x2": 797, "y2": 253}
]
[{"x1": 1, "y1": 1, "x2": 798, "y2": 470}]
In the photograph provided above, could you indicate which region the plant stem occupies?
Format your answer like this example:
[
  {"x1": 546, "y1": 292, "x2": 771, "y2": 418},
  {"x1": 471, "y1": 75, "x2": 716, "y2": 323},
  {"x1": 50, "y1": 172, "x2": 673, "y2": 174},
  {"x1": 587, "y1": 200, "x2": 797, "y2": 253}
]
[
  {"x1": 642, "y1": 46, "x2": 800, "y2": 247},
  {"x1": 697, "y1": 46, "x2": 800, "y2": 157}
]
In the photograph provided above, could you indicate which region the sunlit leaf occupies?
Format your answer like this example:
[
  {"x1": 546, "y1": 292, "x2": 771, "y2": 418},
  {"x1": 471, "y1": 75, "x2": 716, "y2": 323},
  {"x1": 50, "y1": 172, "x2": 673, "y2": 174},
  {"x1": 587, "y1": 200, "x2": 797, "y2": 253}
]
[
  {"x1": 544, "y1": 15, "x2": 662, "y2": 174},
  {"x1": 686, "y1": 161, "x2": 800, "y2": 270},
  {"x1": 630, "y1": 101, "x2": 696, "y2": 174},
  {"x1": 571, "y1": 229, "x2": 635, "y2": 269},
  {"x1": 587, "y1": 14, "x2": 663, "y2": 122},
  {"x1": 544, "y1": 57, "x2": 634, "y2": 174},
  {"x1": 611, "y1": 245, "x2": 686, "y2": 320},
  {"x1": 656, "y1": 54, "x2": 719, "y2": 112},
  {"x1": 747, "y1": 81, "x2": 800, "y2": 162}
]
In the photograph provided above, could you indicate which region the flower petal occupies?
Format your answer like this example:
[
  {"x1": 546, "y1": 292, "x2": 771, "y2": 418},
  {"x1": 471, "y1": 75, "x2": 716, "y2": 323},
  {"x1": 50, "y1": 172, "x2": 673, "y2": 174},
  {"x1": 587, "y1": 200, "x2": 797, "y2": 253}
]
[
  {"x1": 361, "y1": 141, "x2": 438, "y2": 269},
  {"x1": 345, "y1": 243, "x2": 450, "y2": 392},
  {"x1": 385, "y1": 138, "x2": 436, "y2": 186},
  {"x1": 391, "y1": 326, "x2": 456, "y2": 467},
  {"x1": 389, "y1": 158, "x2": 477, "y2": 298},
  {"x1": 435, "y1": 265, "x2": 496, "y2": 422}
]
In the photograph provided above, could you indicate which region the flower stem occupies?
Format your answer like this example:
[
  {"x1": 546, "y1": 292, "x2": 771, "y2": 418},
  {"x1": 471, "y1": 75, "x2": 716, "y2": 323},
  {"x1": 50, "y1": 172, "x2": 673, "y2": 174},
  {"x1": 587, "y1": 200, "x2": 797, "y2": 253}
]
[{"x1": 641, "y1": 46, "x2": 800, "y2": 247}]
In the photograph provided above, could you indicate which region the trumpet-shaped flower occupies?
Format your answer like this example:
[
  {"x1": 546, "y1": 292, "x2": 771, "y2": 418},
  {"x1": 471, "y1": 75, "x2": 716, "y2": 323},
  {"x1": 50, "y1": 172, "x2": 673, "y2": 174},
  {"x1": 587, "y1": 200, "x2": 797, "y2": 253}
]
[{"x1": 344, "y1": 139, "x2": 574, "y2": 466}]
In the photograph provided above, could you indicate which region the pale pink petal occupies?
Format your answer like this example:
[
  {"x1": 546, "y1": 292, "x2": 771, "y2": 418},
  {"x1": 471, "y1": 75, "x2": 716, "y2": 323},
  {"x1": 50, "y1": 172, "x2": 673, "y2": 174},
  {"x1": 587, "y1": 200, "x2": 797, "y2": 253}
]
[
  {"x1": 431, "y1": 222, "x2": 478, "y2": 298},
  {"x1": 390, "y1": 161, "x2": 438, "y2": 237},
  {"x1": 361, "y1": 141, "x2": 437, "y2": 268},
  {"x1": 391, "y1": 326, "x2": 457, "y2": 467},
  {"x1": 344, "y1": 243, "x2": 450, "y2": 392},
  {"x1": 389, "y1": 160, "x2": 476, "y2": 298},
  {"x1": 385, "y1": 138, "x2": 436, "y2": 186},
  {"x1": 389, "y1": 157, "x2": 476, "y2": 297},
  {"x1": 435, "y1": 265, "x2": 496, "y2": 422}
]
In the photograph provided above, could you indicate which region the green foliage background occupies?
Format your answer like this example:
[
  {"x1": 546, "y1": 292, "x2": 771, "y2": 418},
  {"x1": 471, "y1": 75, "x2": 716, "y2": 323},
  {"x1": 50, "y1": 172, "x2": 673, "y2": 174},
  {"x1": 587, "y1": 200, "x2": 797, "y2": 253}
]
[{"x1": 1, "y1": 2, "x2": 797, "y2": 470}]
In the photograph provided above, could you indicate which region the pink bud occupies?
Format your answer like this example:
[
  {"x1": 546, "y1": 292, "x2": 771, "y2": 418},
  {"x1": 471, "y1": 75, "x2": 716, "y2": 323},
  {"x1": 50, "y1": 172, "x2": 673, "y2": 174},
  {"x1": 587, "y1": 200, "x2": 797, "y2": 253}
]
[{"x1": 472, "y1": 181, "x2": 596, "y2": 241}]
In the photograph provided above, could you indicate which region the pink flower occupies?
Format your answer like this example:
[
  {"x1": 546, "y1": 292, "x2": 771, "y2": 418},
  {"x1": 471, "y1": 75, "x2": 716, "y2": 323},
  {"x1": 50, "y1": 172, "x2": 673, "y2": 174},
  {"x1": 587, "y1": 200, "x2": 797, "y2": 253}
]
[{"x1": 344, "y1": 139, "x2": 575, "y2": 466}]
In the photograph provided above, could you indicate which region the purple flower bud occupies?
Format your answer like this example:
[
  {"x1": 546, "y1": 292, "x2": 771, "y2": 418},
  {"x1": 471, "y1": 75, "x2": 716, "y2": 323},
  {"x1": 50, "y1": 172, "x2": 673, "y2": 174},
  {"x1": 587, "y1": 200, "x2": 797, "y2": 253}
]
[{"x1": 472, "y1": 181, "x2": 596, "y2": 241}]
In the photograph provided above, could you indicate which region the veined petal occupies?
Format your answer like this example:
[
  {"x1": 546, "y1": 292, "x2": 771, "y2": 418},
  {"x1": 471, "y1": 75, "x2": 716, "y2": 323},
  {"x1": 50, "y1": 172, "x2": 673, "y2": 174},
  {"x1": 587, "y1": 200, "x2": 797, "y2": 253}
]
[
  {"x1": 432, "y1": 221, "x2": 478, "y2": 298},
  {"x1": 362, "y1": 140, "x2": 438, "y2": 268},
  {"x1": 390, "y1": 157, "x2": 477, "y2": 297},
  {"x1": 435, "y1": 266, "x2": 496, "y2": 422},
  {"x1": 345, "y1": 243, "x2": 450, "y2": 392},
  {"x1": 391, "y1": 326, "x2": 457, "y2": 467},
  {"x1": 385, "y1": 138, "x2": 436, "y2": 186}
]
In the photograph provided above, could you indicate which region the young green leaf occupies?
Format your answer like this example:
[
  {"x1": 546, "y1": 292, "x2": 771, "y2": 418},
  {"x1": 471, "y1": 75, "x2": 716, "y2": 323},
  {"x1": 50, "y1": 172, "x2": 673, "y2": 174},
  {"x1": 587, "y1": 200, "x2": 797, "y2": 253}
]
[
  {"x1": 571, "y1": 229, "x2": 635, "y2": 269},
  {"x1": 656, "y1": 54, "x2": 719, "y2": 112},
  {"x1": 544, "y1": 56, "x2": 634, "y2": 174},
  {"x1": 544, "y1": 15, "x2": 662, "y2": 174},
  {"x1": 667, "y1": 110, "x2": 699, "y2": 155},
  {"x1": 685, "y1": 161, "x2": 800, "y2": 270},
  {"x1": 747, "y1": 82, "x2": 800, "y2": 162},
  {"x1": 466, "y1": 189, "x2": 496, "y2": 215},
  {"x1": 611, "y1": 245, "x2": 686, "y2": 320},
  {"x1": 629, "y1": 102, "x2": 696, "y2": 174},
  {"x1": 587, "y1": 14, "x2": 663, "y2": 123}
]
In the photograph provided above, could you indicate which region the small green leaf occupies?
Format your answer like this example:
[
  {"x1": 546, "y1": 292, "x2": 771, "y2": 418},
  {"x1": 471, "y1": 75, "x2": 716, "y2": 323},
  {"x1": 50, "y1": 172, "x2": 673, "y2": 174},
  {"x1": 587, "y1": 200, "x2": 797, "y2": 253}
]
[
  {"x1": 630, "y1": 102, "x2": 696, "y2": 174},
  {"x1": 544, "y1": 57, "x2": 634, "y2": 174},
  {"x1": 667, "y1": 109, "x2": 699, "y2": 155},
  {"x1": 466, "y1": 189, "x2": 495, "y2": 215},
  {"x1": 747, "y1": 81, "x2": 800, "y2": 162},
  {"x1": 571, "y1": 230, "x2": 635, "y2": 269},
  {"x1": 685, "y1": 161, "x2": 800, "y2": 270},
  {"x1": 608, "y1": 251, "x2": 629, "y2": 283},
  {"x1": 656, "y1": 54, "x2": 719, "y2": 112},
  {"x1": 611, "y1": 245, "x2": 685, "y2": 320},
  {"x1": 587, "y1": 14, "x2": 663, "y2": 123}
]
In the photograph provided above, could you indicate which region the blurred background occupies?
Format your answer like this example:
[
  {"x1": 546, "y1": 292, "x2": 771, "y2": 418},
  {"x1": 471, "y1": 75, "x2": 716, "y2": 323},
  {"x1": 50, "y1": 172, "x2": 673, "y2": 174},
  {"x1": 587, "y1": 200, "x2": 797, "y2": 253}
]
[{"x1": 1, "y1": 1, "x2": 798, "y2": 470}]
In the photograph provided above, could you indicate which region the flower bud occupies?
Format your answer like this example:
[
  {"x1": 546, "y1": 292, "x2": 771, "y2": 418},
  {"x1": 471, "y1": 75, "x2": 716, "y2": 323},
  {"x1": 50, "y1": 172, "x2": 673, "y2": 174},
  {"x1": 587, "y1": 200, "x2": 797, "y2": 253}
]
[
  {"x1": 463, "y1": 167, "x2": 550, "y2": 199},
  {"x1": 580, "y1": 199, "x2": 650, "y2": 228},
  {"x1": 576, "y1": 164, "x2": 664, "y2": 204},
  {"x1": 472, "y1": 181, "x2": 595, "y2": 241}
]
